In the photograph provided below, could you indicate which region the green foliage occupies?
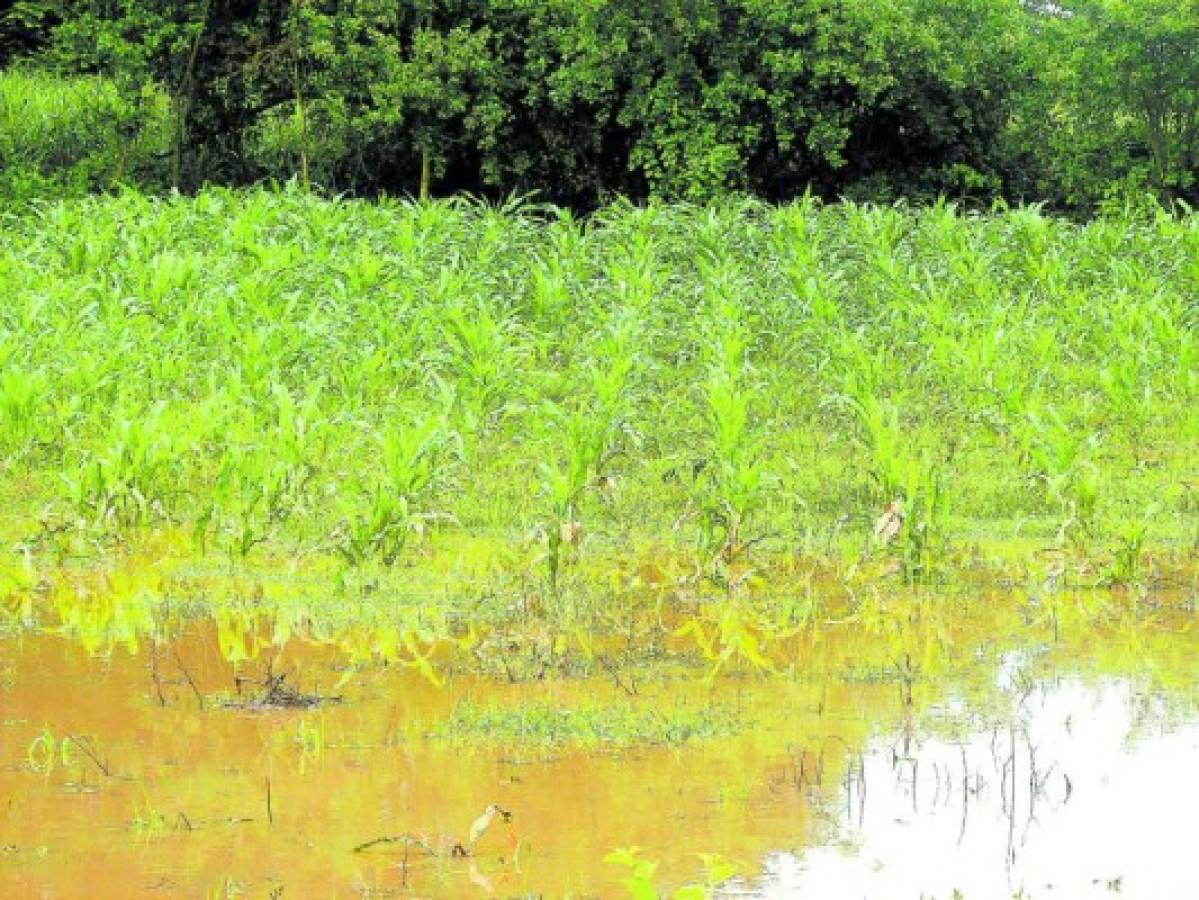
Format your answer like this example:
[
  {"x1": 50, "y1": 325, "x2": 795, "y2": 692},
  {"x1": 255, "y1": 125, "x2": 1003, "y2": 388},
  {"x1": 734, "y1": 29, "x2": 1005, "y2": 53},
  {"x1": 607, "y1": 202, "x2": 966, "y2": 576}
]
[
  {"x1": 1010, "y1": 0, "x2": 1199, "y2": 208},
  {"x1": 537, "y1": 314, "x2": 635, "y2": 590},
  {"x1": 0, "y1": 69, "x2": 170, "y2": 204},
  {"x1": 62, "y1": 410, "x2": 181, "y2": 529},
  {"x1": 0, "y1": 2, "x2": 57, "y2": 65},
  {"x1": 0, "y1": 191, "x2": 1195, "y2": 593},
  {"x1": 7, "y1": 0, "x2": 1194, "y2": 208},
  {"x1": 605, "y1": 847, "x2": 740, "y2": 899},
  {"x1": 698, "y1": 273, "x2": 769, "y2": 568},
  {"x1": 1074, "y1": 0, "x2": 1199, "y2": 204},
  {"x1": 336, "y1": 417, "x2": 455, "y2": 566}
]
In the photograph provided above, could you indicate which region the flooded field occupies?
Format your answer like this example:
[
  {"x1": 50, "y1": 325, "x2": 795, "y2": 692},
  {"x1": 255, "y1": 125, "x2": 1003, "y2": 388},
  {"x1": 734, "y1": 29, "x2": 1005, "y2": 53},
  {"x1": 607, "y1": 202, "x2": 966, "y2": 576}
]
[
  {"x1": 2, "y1": 189, "x2": 1197, "y2": 896},
  {"x1": 3, "y1": 583, "x2": 1197, "y2": 898}
]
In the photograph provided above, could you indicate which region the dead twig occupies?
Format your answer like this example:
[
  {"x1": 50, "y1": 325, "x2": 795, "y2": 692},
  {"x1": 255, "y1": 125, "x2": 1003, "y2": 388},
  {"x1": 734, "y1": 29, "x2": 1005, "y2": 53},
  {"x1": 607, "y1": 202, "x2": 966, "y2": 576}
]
[
  {"x1": 173, "y1": 648, "x2": 205, "y2": 709},
  {"x1": 597, "y1": 654, "x2": 638, "y2": 697},
  {"x1": 149, "y1": 645, "x2": 167, "y2": 707},
  {"x1": 66, "y1": 734, "x2": 113, "y2": 777}
]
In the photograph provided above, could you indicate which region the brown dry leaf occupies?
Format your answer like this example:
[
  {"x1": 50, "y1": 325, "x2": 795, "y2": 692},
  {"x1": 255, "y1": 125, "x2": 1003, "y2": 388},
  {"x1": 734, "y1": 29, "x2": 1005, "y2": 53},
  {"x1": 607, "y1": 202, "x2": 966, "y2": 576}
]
[
  {"x1": 727, "y1": 567, "x2": 757, "y2": 592},
  {"x1": 638, "y1": 563, "x2": 665, "y2": 584},
  {"x1": 559, "y1": 520, "x2": 581, "y2": 545},
  {"x1": 873, "y1": 499, "x2": 905, "y2": 546},
  {"x1": 720, "y1": 540, "x2": 746, "y2": 563}
]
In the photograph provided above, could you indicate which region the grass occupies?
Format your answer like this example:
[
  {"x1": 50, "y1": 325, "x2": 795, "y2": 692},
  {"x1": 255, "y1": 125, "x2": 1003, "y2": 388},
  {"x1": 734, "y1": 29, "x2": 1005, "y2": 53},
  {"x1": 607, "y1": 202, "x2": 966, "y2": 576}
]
[
  {"x1": 434, "y1": 698, "x2": 741, "y2": 747},
  {"x1": 0, "y1": 188, "x2": 1196, "y2": 640}
]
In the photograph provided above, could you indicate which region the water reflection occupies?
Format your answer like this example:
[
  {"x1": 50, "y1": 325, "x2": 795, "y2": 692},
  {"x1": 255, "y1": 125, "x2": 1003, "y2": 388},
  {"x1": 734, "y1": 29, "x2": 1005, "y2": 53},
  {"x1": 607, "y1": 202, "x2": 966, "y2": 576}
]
[
  {"x1": 737, "y1": 678, "x2": 1199, "y2": 898},
  {"x1": 3, "y1": 592, "x2": 1199, "y2": 897}
]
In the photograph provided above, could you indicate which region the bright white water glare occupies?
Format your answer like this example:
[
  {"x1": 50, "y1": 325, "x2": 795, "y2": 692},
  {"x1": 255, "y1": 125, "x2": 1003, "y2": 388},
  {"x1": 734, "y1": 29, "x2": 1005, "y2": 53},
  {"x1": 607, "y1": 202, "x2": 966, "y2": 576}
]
[{"x1": 730, "y1": 678, "x2": 1199, "y2": 899}]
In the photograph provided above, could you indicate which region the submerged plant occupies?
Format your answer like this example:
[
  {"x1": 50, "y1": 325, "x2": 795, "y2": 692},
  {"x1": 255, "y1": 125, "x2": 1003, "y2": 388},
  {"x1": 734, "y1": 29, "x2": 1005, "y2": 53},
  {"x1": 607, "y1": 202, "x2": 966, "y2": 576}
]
[
  {"x1": 293, "y1": 715, "x2": 326, "y2": 774},
  {"x1": 130, "y1": 794, "x2": 169, "y2": 840},
  {"x1": 673, "y1": 600, "x2": 783, "y2": 680},
  {"x1": 27, "y1": 726, "x2": 74, "y2": 776}
]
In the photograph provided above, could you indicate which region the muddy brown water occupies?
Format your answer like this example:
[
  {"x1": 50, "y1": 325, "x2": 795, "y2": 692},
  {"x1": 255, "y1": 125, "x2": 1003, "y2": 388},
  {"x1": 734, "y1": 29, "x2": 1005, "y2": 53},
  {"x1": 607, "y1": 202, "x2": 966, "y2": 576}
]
[{"x1": 2, "y1": 601, "x2": 1198, "y2": 898}]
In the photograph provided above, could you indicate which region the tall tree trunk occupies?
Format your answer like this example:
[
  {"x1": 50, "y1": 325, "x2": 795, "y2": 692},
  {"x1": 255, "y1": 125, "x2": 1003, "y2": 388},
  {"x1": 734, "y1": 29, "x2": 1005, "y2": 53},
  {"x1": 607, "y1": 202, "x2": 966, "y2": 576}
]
[
  {"x1": 420, "y1": 144, "x2": 431, "y2": 201},
  {"x1": 291, "y1": 0, "x2": 310, "y2": 190},
  {"x1": 174, "y1": 0, "x2": 213, "y2": 190},
  {"x1": 291, "y1": 58, "x2": 310, "y2": 190}
]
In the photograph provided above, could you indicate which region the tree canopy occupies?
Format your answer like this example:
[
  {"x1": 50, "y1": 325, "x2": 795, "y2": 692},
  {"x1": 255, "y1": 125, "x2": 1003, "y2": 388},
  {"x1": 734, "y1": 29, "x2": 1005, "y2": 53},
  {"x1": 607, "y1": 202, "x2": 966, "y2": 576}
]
[{"x1": 1, "y1": 0, "x2": 1196, "y2": 209}]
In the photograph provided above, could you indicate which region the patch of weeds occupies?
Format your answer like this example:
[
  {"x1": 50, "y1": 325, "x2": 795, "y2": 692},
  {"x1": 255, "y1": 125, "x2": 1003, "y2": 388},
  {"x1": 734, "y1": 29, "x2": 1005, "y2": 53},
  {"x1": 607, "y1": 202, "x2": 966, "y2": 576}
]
[{"x1": 434, "y1": 699, "x2": 742, "y2": 747}]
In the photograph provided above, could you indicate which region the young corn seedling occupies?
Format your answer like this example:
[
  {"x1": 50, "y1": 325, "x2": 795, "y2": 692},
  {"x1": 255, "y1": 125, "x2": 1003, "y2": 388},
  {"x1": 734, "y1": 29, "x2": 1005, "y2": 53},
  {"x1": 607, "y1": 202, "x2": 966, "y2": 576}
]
[
  {"x1": 0, "y1": 366, "x2": 44, "y2": 460},
  {"x1": 695, "y1": 275, "x2": 771, "y2": 583},
  {"x1": 438, "y1": 300, "x2": 523, "y2": 449},
  {"x1": 63, "y1": 405, "x2": 178, "y2": 529},
  {"x1": 199, "y1": 445, "x2": 316, "y2": 561},
  {"x1": 1016, "y1": 405, "x2": 1102, "y2": 547},
  {"x1": 846, "y1": 392, "x2": 949, "y2": 583},
  {"x1": 538, "y1": 404, "x2": 613, "y2": 592},
  {"x1": 195, "y1": 381, "x2": 327, "y2": 560},
  {"x1": 336, "y1": 418, "x2": 454, "y2": 566},
  {"x1": 1104, "y1": 506, "x2": 1157, "y2": 586},
  {"x1": 702, "y1": 364, "x2": 768, "y2": 569},
  {"x1": 537, "y1": 317, "x2": 636, "y2": 592}
]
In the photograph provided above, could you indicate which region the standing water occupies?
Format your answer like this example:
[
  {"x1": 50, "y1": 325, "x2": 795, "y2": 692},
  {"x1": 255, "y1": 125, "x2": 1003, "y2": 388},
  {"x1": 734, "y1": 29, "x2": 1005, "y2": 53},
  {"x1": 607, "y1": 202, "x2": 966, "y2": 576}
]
[{"x1": 2, "y1": 596, "x2": 1198, "y2": 898}]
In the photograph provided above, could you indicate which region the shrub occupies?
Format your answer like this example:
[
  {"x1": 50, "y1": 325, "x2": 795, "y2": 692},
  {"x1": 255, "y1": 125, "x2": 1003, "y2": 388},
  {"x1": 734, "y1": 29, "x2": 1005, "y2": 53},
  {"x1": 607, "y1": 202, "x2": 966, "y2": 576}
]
[{"x1": 0, "y1": 69, "x2": 170, "y2": 205}]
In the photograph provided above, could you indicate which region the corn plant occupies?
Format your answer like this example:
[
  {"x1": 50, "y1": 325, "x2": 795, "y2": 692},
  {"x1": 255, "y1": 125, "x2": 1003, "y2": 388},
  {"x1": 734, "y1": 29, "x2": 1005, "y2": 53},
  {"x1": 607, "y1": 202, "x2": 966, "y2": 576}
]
[
  {"x1": 438, "y1": 299, "x2": 523, "y2": 444},
  {"x1": 537, "y1": 404, "x2": 620, "y2": 590},
  {"x1": 537, "y1": 315, "x2": 636, "y2": 591},
  {"x1": 195, "y1": 381, "x2": 327, "y2": 559},
  {"x1": 695, "y1": 275, "x2": 771, "y2": 579},
  {"x1": 62, "y1": 407, "x2": 179, "y2": 528},
  {"x1": 838, "y1": 363, "x2": 950, "y2": 582},
  {"x1": 0, "y1": 366, "x2": 45, "y2": 457},
  {"x1": 1016, "y1": 404, "x2": 1102, "y2": 545},
  {"x1": 1104, "y1": 507, "x2": 1157, "y2": 586},
  {"x1": 0, "y1": 189, "x2": 1194, "y2": 600},
  {"x1": 336, "y1": 418, "x2": 455, "y2": 566}
]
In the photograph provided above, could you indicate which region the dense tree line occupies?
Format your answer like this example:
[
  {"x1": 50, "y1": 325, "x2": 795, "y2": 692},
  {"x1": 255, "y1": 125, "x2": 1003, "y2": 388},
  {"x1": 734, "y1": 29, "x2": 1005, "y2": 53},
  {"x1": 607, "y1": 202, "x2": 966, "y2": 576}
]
[{"x1": 1, "y1": 0, "x2": 1196, "y2": 210}]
